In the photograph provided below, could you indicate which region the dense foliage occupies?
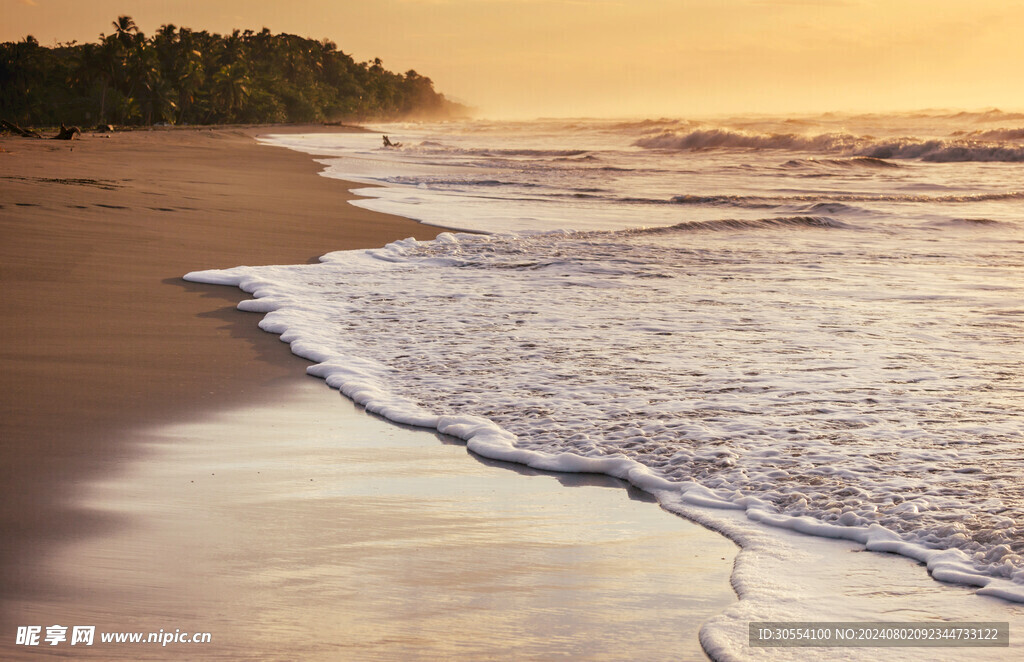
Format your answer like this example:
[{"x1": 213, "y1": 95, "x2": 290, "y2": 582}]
[{"x1": 0, "y1": 16, "x2": 468, "y2": 127}]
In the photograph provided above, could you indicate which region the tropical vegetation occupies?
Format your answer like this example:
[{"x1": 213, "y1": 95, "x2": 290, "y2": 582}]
[{"x1": 0, "y1": 16, "x2": 468, "y2": 127}]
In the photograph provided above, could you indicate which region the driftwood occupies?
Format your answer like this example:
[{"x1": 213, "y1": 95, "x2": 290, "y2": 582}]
[
  {"x1": 382, "y1": 134, "x2": 402, "y2": 148},
  {"x1": 1, "y1": 119, "x2": 42, "y2": 138},
  {"x1": 54, "y1": 123, "x2": 82, "y2": 140}
]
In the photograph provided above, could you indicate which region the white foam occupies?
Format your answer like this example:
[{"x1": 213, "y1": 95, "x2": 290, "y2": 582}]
[
  {"x1": 184, "y1": 224, "x2": 1024, "y2": 616},
  {"x1": 219, "y1": 117, "x2": 1024, "y2": 659}
]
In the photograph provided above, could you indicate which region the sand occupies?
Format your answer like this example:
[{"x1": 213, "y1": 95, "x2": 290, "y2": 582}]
[
  {"x1": 0, "y1": 125, "x2": 441, "y2": 591},
  {"x1": 0, "y1": 126, "x2": 737, "y2": 659}
]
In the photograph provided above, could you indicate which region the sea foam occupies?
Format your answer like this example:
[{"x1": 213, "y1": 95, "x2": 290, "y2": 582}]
[
  {"x1": 186, "y1": 226, "x2": 1024, "y2": 608},
  {"x1": 231, "y1": 119, "x2": 1024, "y2": 659}
]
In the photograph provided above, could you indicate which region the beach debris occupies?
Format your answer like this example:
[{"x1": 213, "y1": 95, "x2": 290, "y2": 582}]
[
  {"x1": 1, "y1": 119, "x2": 42, "y2": 138},
  {"x1": 54, "y1": 123, "x2": 82, "y2": 140},
  {"x1": 382, "y1": 134, "x2": 402, "y2": 148}
]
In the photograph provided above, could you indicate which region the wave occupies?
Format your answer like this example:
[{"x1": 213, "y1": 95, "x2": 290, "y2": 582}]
[
  {"x1": 635, "y1": 215, "x2": 849, "y2": 234},
  {"x1": 663, "y1": 199, "x2": 873, "y2": 216},
  {"x1": 790, "y1": 202, "x2": 870, "y2": 215},
  {"x1": 553, "y1": 154, "x2": 600, "y2": 162},
  {"x1": 953, "y1": 127, "x2": 1024, "y2": 141},
  {"x1": 781, "y1": 156, "x2": 901, "y2": 169},
  {"x1": 634, "y1": 128, "x2": 857, "y2": 152},
  {"x1": 385, "y1": 175, "x2": 545, "y2": 190},
  {"x1": 860, "y1": 140, "x2": 1024, "y2": 162},
  {"x1": 607, "y1": 118, "x2": 694, "y2": 134},
  {"x1": 409, "y1": 142, "x2": 591, "y2": 158},
  {"x1": 667, "y1": 191, "x2": 1024, "y2": 208},
  {"x1": 933, "y1": 217, "x2": 1010, "y2": 228},
  {"x1": 948, "y1": 108, "x2": 1024, "y2": 123},
  {"x1": 635, "y1": 128, "x2": 1024, "y2": 162},
  {"x1": 666, "y1": 194, "x2": 777, "y2": 209},
  {"x1": 454, "y1": 179, "x2": 540, "y2": 188}
]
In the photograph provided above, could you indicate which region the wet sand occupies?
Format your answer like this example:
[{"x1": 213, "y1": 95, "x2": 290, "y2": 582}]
[
  {"x1": 5, "y1": 379, "x2": 736, "y2": 660},
  {"x1": 0, "y1": 125, "x2": 442, "y2": 597}
]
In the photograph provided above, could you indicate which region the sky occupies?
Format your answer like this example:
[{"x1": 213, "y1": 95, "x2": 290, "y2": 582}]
[{"x1": 3, "y1": 0, "x2": 1024, "y2": 118}]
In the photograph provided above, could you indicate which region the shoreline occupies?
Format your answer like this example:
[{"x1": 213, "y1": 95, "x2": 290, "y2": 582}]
[
  {"x1": 7, "y1": 122, "x2": 1021, "y2": 660},
  {"x1": 1, "y1": 125, "x2": 740, "y2": 660},
  {"x1": 0, "y1": 124, "x2": 446, "y2": 606}
]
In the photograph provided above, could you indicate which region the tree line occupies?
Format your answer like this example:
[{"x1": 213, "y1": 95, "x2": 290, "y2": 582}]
[{"x1": 0, "y1": 16, "x2": 468, "y2": 127}]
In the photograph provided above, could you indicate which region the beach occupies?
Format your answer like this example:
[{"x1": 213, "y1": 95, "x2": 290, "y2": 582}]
[
  {"x1": 0, "y1": 126, "x2": 737, "y2": 660},
  {"x1": 4, "y1": 0, "x2": 1023, "y2": 657},
  {"x1": 0, "y1": 124, "x2": 441, "y2": 595}
]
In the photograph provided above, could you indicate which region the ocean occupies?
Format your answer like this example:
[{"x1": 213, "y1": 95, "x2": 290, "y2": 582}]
[{"x1": 187, "y1": 112, "x2": 1024, "y2": 659}]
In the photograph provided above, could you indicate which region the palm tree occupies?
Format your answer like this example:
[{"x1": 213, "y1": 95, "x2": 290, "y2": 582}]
[
  {"x1": 91, "y1": 34, "x2": 123, "y2": 123},
  {"x1": 111, "y1": 15, "x2": 139, "y2": 49},
  {"x1": 125, "y1": 40, "x2": 173, "y2": 123},
  {"x1": 211, "y1": 61, "x2": 250, "y2": 121}
]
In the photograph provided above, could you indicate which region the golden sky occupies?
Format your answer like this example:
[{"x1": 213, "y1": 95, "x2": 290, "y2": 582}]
[{"x1": 4, "y1": 0, "x2": 1023, "y2": 118}]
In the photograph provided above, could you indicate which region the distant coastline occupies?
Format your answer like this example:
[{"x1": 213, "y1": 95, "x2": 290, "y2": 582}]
[{"x1": 0, "y1": 15, "x2": 470, "y2": 129}]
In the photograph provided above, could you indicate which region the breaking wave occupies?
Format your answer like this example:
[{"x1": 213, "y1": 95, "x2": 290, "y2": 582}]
[
  {"x1": 861, "y1": 140, "x2": 1024, "y2": 162},
  {"x1": 634, "y1": 128, "x2": 857, "y2": 152},
  {"x1": 954, "y1": 127, "x2": 1024, "y2": 141},
  {"x1": 635, "y1": 128, "x2": 1024, "y2": 162}
]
